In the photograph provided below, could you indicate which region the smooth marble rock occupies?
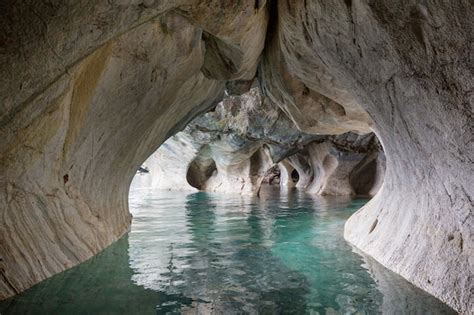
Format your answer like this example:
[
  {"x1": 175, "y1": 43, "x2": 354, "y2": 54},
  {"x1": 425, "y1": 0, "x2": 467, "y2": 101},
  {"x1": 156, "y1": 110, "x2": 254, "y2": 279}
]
[
  {"x1": 260, "y1": 1, "x2": 473, "y2": 312},
  {"x1": 0, "y1": 2, "x2": 268, "y2": 299},
  {"x1": 139, "y1": 87, "x2": 380, "y2": 196},
  {"x1": 1, "y1": 1, "x2": 472, "y2": 312}
]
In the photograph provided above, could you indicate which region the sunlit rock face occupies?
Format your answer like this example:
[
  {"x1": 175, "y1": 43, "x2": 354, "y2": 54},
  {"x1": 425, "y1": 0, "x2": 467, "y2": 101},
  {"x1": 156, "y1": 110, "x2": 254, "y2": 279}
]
[
  {"x1": 132, "y1": 133, "x2": 202, "y2": 192},
  {"x1": 0, "y1": 1, "x2": 268, "y2": 299},
  {"x1": 260, "y1": 1, "x2": 473, "y2": 312}
]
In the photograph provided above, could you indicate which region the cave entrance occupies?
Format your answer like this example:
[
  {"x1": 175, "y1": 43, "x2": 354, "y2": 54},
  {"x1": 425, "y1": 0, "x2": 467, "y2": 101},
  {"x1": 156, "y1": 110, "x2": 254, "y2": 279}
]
[
  {"x1": 186, "y1": 156, "x2": 217, "y2": 190},
  {"x1": 349, "y1": 152, "x2": 385, "y2": 197},
  {"x1": 291, "y1": 169, "x2": 299, "y2": 184}
]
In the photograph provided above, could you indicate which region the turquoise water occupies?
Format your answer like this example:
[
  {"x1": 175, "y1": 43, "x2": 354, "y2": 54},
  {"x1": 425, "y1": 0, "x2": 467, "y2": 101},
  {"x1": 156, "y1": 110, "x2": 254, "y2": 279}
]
[{"x1": 0, "y1": 186, "x2": 455, "y2": 314}]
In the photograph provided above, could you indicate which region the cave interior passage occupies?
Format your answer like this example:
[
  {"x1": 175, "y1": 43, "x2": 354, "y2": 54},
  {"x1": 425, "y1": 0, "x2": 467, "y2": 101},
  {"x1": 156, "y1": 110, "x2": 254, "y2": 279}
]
[{"x1": 0, "y1": 1, "x2": 471, "y2": 314}]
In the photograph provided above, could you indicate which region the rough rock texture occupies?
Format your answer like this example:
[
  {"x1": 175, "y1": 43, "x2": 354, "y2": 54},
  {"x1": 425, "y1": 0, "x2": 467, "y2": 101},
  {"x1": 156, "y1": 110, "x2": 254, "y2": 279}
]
[
  {"x1": 260, "y1": 1, "x2": 473, "y2": 312},
  {"x1": 0, "y1": 1, "x2": 268, "y2": 299}
]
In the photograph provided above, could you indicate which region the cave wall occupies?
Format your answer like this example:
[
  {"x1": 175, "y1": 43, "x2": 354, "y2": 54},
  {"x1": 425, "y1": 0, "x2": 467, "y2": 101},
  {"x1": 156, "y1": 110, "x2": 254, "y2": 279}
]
[
  {"x1": 0, "y1": 1, "x2": 472, "y2": 312},
  {"x1": 206, "y1": 141, "x2": 273, "y2": 194},
  {"x1": 260, "y1": 1, "x2": 473, "y2": 312},
  {"x1": 140, "y1": 129, "x2": 384, "y2": 197},
  {"x1": 135, "y1": 86, "x2": 324, "y2": 195},
  {"x1": 306, "y1": 142, "x2": 359, "y2": 196},
  {"x1": 135, "y1": 86, "x2": 382, "y2": 196},
  {"x1": 350, "y1": 151, "x2": 386, "y2": 196},
  {"x1": 133, "y1": 133, "x2": 201, "y2": 192},
  {"x1": 304, "y1": 134, "x2": 383, "y2": 196},
  {"x1": 0, "y1": 13, "x2": 223, "y2": 298},
  {"x1": 0, "y1": 1, "x2": 268, "y2": 299},
  {"x1": 286, "y1": 153, "x2": 314, "y2": 189}
]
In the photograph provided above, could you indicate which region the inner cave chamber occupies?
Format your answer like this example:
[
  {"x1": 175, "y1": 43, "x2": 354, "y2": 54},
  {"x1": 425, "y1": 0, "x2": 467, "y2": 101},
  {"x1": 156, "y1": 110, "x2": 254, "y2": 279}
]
[
  {"x1": 0, "y1": 1, "x2": 472, "y2": 313},
  {"x1": 135, "y1": 87, "x2": 386, "y2": 199}
]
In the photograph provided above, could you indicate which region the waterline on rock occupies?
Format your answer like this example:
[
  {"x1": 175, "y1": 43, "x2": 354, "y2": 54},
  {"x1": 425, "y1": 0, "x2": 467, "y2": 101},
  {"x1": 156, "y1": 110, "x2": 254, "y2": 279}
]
[{"x1": 0, "y1": 186, "x2": 455, "y2": 314}]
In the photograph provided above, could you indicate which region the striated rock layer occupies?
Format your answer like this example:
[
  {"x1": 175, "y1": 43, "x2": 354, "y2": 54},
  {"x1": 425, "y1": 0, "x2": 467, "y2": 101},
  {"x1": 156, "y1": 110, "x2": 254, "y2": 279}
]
[
  {"x1": 260, "y1": 1, "x2": 473, "y2": 313},
  {"x1": 139, "y1": 87, "x2": 382, "y2": 196},
  {"x1": 0, "y1": 1, "x2": 268, "y2": 299},
  {"x1": 0, "y1": 1, "x2": 472, "y2": 313}
]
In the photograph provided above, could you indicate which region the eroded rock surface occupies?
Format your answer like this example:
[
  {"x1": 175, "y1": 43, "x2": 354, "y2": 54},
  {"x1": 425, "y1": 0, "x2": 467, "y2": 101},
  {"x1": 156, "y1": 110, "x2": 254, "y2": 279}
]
[
  {"x1": 137, "y1": 87, "x2": 322, "y2": 194},
  {"x1": 0, "y1": 1, "x2": 267, "y2": 299},
  {"x1": 260, "y1": 1, "x2": 473, "y2": 312},
  {"x1": 305, "y1": 133, "x2": 383, "y2": 196},
  {"x1": 0, "y1": 1, "x2": 472, "y2": 312},
  {"x1": 138, "y1": 88, "x2": 381, "y2": 196}
]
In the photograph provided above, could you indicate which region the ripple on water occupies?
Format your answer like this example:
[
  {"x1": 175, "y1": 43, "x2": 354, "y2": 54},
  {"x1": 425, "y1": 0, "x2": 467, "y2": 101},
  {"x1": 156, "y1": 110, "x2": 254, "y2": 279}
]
[{"x1": 0, "y1": 186, "x2": 456, "y2": 314}]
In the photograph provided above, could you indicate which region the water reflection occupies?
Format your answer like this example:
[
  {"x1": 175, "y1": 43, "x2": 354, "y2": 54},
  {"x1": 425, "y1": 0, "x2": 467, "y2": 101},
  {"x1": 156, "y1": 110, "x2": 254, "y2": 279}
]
[
  {"x1": 0, "y1": 186, "x2": 455, "y2": 314},
  {"x1": 0, "y1": 235, "x2": 192, "y2": 314},
  {"x1": 356, "y1": 248, "x2": 456, "y2": 315}
]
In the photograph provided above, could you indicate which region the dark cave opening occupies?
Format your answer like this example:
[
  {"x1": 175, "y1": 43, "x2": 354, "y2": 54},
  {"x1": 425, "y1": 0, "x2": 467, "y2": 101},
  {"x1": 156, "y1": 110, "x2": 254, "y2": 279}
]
[{"x1": 291, "y1": 169, "x2": 300, "y2": 183}]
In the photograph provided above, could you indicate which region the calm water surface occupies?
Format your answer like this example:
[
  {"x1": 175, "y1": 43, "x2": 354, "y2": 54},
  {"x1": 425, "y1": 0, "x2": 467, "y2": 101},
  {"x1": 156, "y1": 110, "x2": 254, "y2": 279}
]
[{"x1": 0, "y1": 185, "x2": 455, "y2": 314}]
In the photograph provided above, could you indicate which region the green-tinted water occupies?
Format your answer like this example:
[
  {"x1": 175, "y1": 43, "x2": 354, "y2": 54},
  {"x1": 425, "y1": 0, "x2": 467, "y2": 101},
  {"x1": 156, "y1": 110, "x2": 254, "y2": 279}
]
[{"x1": 0, "y1": 186, "x2": 455, "y2": 314}]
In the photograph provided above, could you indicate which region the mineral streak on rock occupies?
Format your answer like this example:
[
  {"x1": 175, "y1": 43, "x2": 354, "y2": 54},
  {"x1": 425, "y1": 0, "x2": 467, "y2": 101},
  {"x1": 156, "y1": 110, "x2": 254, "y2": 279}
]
[
  {"x1": 0, "y1": 1, "x2": 268, "y2": 300},
  {"x1": 0, "y1": 1, "x2": 472, "y2": 313},
  {"x1": 260, "y1": 1, "x2": 473, "y2": 312},
  {"x1": 137, "y1": 87, "x2": 381, "y2": 196}
]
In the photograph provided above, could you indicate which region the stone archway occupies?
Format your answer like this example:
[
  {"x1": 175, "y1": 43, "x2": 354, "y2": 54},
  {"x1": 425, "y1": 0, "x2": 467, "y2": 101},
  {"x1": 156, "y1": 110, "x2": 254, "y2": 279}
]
[
  {"x1": 0, "y1": 2, "x2": 268, "y2": 299},
  {"x1": 0, "y1": 1, "x2": 471, "y2": 312}
]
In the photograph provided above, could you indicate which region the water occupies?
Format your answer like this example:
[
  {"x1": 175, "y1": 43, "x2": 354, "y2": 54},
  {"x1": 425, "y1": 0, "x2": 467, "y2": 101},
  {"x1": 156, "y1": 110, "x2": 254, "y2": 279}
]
[{"x1": 0, "y1": 186, "x2": 455, "y2": 314}]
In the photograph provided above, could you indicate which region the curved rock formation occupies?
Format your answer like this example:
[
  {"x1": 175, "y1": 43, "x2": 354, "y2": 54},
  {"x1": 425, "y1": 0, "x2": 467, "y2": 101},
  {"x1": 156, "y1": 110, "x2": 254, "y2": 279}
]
[
  {"x1": 0, "y1": 1, "x2": 267, "y2": 299},
  {"x1": 132, "y1": 133, "x2": 202, "y2": 192},
  {"x1": 185, "y1": 146, "x2": 217, "y2": 191},
  {"x1": 137, "y1": 87, "x2": 382, "y2": 196},
  {"x1": 136, "y1": 87, "x2": 323, "y2": 194},
  {"x1": 285, "y1": 153, "x2": 314, "y2": 189},
  {"x1": 260, "y1": 1, "x2": 473, "y2": 312},
  {"x1": 277, "y1": 161, "x2": 296, "y2": 188},
  {"x1": 305, "y1": 133, "x2": 383, "y2": 196},
  {"x1": 350, "y1": 151, "x2": 386, "y2": 196},
  {"x1": 1, "y1": 1, "x2": 472, "y2": 312}
]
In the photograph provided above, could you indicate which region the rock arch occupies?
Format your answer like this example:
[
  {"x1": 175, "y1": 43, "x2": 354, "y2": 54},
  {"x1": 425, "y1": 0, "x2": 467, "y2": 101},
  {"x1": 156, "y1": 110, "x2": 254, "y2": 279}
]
[
  {"x1": 0, "y1": 2, "x2": 268, "y2": 299},
  {"x1": 0, "y1": 1, "x2": 472, "y2": 313},
  {"x1": 186, "y1": 147, "x2": 217, "y2": 191}
]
